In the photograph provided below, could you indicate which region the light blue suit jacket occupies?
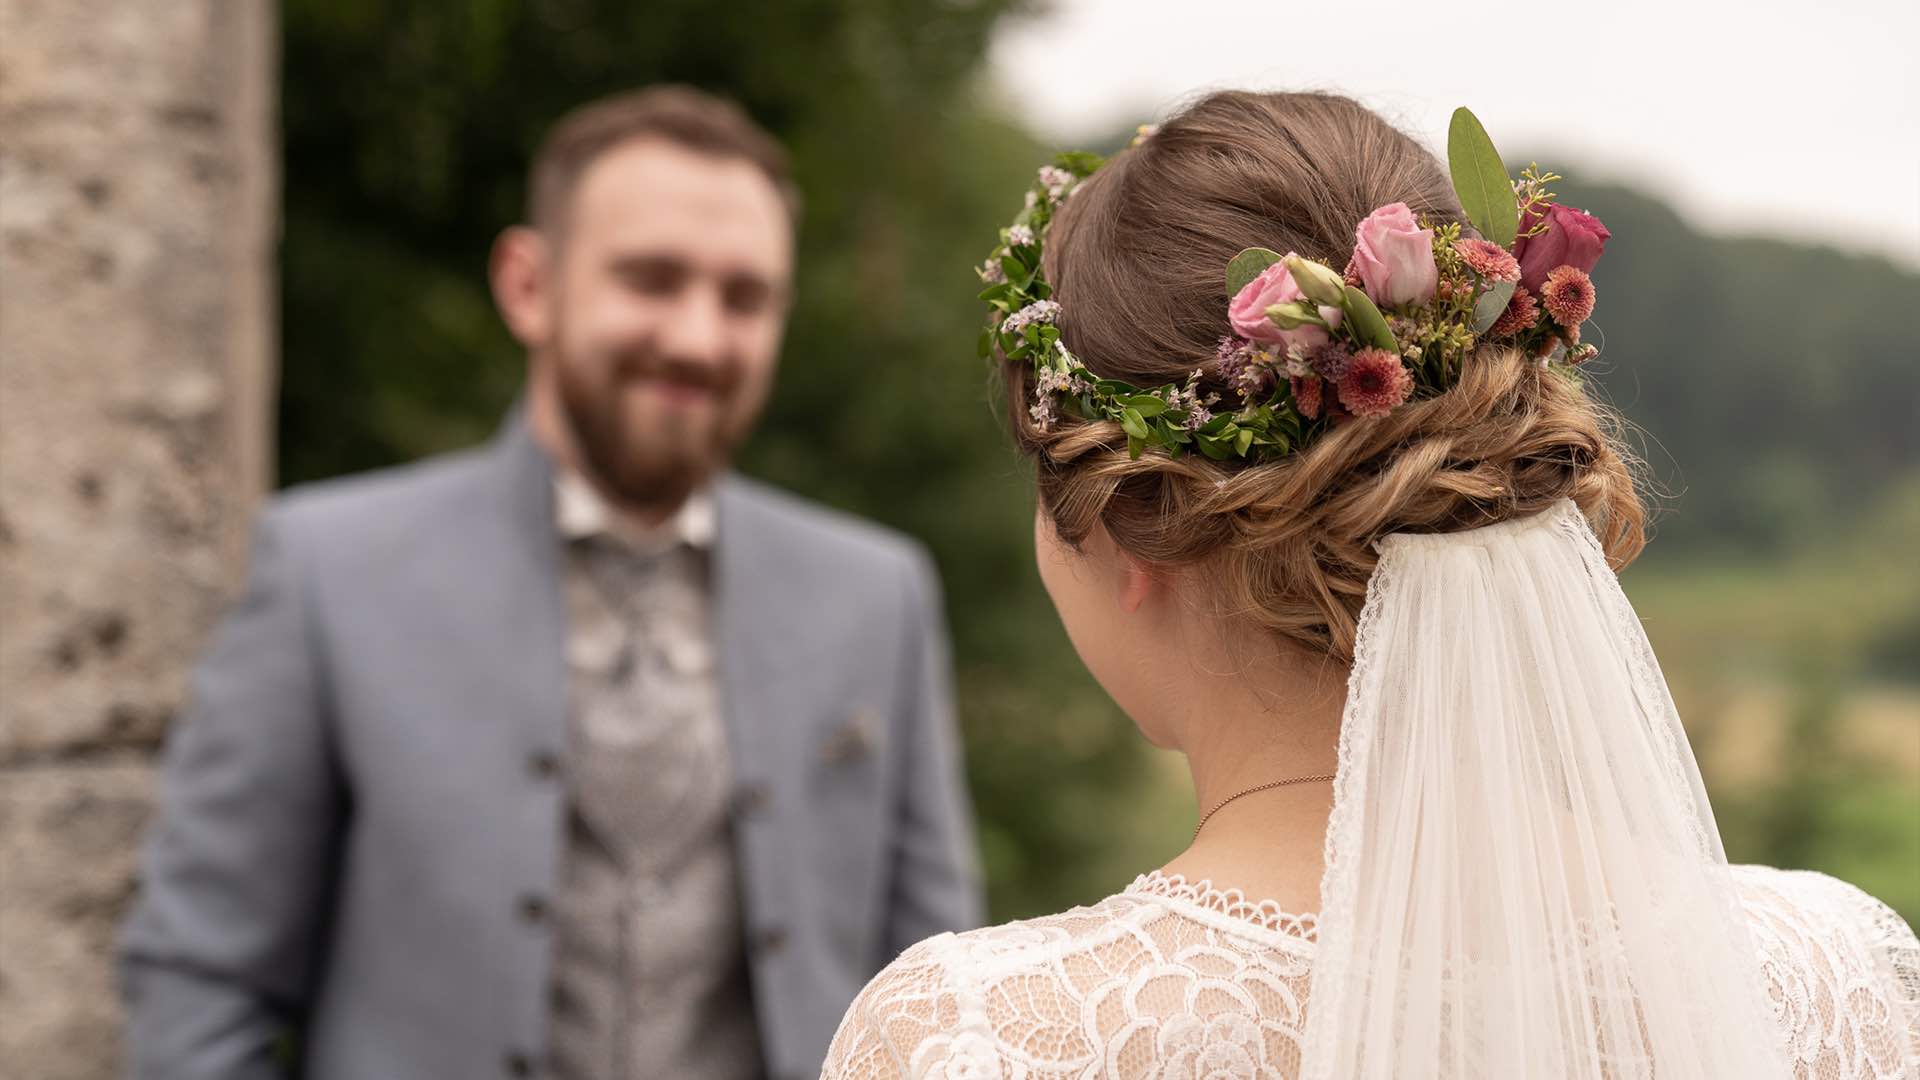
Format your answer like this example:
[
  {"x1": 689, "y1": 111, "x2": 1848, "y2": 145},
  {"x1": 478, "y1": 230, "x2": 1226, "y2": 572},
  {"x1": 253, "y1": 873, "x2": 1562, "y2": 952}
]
[{"x1": 118, "y1": 415, "x2": 982, "y2": 1079}]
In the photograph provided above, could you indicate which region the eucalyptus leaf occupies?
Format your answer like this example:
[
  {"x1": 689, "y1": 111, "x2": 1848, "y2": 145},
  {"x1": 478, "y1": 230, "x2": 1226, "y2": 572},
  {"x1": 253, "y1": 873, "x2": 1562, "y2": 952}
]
[
  {"x1": 1125, "y1": 395, "x2": 1170, "y2": 418},
  {"x1": 1472, "y1": 280, "x2": 1516, "y2": 334},
  {"x1": 1226, "y1": 247, "x2": 1284, "y2": 298},
  {"x1": 1127, "y1": 434, "x2": 1145, "y2": 460},
  {"x1": 1284, "y1": 254, "x2": 1348, "y2": 307},
  {"x1": 1341, "y1": 286, "x2": 1399, "y2": 352},
  {"x1": 1235, "y1": 428, "x2": 1255, "y2": 456},
  {"x1": 1447, "y1": 107, "x2": 1517, "y2": 247},
  {"x1": 1121, "y1": 408, "x2": 1150, "y2": 440},
  {"x1": 1196, "y1": 434, "x2": 1232, "y2": 460}
]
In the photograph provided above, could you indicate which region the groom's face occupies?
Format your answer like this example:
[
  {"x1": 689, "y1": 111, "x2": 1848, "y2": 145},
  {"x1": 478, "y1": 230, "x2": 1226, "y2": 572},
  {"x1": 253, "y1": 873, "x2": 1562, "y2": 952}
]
[{"x1": 544, "y1": 138, "x2": 793, "y2": 505}]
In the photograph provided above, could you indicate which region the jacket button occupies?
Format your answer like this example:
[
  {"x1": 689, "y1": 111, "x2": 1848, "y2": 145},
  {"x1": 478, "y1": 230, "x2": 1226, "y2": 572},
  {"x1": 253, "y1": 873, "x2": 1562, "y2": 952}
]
[
  {"x1": 503, "y1": 1050, "x2": 533, "y2": 1077},
  {"x1": 518, "y1": 894, "x2": 548, "y2": 925},
  {"x1": 527, "y1": 750, "x2": 561, "y2": 780},
  {"x1": 732, "y1": 781, "x2": 771, "y2": 819}
]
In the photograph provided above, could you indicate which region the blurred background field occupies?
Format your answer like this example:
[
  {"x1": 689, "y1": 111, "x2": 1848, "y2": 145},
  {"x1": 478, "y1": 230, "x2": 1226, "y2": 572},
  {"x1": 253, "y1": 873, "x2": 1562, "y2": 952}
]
[{"x1": 278, "y1": 1, "x2": 1919, "y2": 925}]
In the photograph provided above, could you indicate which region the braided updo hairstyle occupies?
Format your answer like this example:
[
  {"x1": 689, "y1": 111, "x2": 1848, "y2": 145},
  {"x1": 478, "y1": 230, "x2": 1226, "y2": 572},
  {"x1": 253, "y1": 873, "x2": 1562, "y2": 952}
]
[{"x1": 1006, "y1": 91, "x2": 1645, "y2": 662}]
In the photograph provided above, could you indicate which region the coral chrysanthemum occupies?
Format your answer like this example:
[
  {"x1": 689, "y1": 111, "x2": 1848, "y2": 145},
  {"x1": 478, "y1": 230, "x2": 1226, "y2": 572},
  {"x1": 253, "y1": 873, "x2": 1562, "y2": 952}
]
[
  {"x1": 1456, "y1": 238, "x2": 1522, "y2": 283},
  {"x1": 1291, "y1": 375, "x2": 1324, "y2": 420},
  {"x1": 1336, "y1": 348, "x2": 1413, "y2": 419},
  {"x1": 1489, "y1": 285, "x2": 1540, "y2": 338},
  {"x1": 1541, "y1": 265, "x2": 1596, "y2": 327}
]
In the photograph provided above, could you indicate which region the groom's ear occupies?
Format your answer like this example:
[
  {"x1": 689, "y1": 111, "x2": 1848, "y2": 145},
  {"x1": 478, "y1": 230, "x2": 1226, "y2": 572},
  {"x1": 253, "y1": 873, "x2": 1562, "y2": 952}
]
[{"x1": 489, "y1": 225, "x2": 553, "y2": 348}]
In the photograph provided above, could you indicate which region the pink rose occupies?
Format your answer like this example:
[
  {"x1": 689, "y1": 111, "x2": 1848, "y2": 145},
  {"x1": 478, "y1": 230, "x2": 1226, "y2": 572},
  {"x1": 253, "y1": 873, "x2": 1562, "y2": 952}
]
[
  {"x1": 1512, "y1": 203, "x2": 1610, "y2": 292},
  {"x1": 1227, "y1": 258, "x2": 1342, "y2": 351},
  {"x1": 1351, "y1": 202, "x2": 1438, "y2": 307}
]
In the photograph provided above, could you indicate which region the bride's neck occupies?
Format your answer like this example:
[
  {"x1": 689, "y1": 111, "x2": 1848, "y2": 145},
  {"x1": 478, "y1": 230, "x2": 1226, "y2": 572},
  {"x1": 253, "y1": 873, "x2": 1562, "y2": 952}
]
[{"x1": 1157, "y1": 640, "x2": 1346, "y2": 912}]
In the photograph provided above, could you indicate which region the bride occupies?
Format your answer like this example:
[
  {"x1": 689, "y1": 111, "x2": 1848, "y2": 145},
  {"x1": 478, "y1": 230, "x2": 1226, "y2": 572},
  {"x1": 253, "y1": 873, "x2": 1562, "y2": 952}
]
[{"x1": 821, "y1": 91, "x2": 1919, "y2": 1078}]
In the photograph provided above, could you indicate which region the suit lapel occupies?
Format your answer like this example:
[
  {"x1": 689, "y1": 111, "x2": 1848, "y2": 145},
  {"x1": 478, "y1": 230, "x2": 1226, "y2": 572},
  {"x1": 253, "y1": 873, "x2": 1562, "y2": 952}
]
[
  {"x1": 712, "y1": 475, "x2": 811, "y2": 790},
  {"x1": 483, "y1": 410, "x2": 572, "y2": 759}
]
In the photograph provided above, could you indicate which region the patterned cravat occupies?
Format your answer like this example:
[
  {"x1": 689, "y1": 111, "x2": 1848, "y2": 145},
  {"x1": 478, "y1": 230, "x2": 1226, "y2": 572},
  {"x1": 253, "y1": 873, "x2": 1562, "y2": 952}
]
[{"x1": 566, "y1": 534, "x2": 729, "y2": 878}]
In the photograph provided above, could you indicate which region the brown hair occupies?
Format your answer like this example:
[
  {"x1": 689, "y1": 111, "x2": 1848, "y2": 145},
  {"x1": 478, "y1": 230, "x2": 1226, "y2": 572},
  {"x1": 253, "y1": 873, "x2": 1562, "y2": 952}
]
[
  {"x1": 527, "y1": 85, "x2": 799, "y2": 232},
  {"x1": 1007, "y1": 91, "x2": 1644, "y2": 661}
]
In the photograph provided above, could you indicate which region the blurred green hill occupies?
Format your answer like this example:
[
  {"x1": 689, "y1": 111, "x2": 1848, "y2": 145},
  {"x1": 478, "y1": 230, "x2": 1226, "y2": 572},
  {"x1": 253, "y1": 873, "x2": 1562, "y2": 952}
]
[
  {"x1": 277, "y1": 1, "x2": 1918, "y2": 924},
  {"x1": 1553, "y1": 178, "x2": 1918, "y2": 557}
]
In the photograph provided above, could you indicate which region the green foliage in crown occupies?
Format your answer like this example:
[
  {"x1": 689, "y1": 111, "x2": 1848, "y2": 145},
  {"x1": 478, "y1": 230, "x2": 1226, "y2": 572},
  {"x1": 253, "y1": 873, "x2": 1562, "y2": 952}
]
[{"x1": 977, "y1": 108, "x2": 1609, "y2": 464}]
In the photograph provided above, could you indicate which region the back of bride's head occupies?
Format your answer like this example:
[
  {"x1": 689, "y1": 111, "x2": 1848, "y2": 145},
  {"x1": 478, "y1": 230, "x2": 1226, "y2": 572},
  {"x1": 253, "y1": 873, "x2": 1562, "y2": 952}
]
[{"x1": 1009, "y1": 90, "x2": 1644, "y2": 661}]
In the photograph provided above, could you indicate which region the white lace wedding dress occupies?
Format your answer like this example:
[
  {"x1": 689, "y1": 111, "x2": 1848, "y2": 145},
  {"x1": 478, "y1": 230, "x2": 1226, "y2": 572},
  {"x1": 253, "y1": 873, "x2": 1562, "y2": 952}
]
[{"x1": 823, "y1": 866, "x2": 1920, "y2": 1079}]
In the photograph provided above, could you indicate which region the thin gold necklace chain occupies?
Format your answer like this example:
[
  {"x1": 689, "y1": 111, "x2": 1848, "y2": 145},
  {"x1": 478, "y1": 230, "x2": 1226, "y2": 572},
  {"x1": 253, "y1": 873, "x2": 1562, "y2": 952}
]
[{"x1": 1193, "y1": 773, "x2": 1337, "y2": 840}]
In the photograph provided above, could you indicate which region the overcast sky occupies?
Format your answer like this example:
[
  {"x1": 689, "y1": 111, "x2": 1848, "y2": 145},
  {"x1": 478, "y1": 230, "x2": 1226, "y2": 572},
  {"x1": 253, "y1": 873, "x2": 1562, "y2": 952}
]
[{"x1": 989, "y1": 0, "x2": 1919, "y2": 269}]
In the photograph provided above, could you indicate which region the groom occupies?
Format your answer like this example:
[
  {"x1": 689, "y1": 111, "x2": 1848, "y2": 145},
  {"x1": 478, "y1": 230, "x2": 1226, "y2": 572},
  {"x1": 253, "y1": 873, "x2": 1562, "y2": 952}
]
[{"x1": 118, "y1": 86, "x2": 981, "y2": 1079}]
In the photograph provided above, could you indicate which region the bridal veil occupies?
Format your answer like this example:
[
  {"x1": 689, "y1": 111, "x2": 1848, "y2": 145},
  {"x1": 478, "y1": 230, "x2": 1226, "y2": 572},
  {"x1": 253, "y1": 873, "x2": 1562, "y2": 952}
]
[{"x1": 1303, "y1": 498, "x2": 1788, "y2": 1077}]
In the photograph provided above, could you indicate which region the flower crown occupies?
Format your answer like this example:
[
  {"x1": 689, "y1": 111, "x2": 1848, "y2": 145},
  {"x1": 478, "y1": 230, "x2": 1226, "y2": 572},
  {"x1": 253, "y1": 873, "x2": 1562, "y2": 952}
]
[{"x1": 977, "y1": 108, "x2": 1610, "y2": 462}]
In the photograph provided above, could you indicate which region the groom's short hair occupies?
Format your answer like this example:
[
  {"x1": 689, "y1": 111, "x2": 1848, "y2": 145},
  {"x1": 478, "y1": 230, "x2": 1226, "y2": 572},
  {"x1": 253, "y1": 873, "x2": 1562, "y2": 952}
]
[{"x1": 527, "y1": 85, "x2": 799, "y2": 235}]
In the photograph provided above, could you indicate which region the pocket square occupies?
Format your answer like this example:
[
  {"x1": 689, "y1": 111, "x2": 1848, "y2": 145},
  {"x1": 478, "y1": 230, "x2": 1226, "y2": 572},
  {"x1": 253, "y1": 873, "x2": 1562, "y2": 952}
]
[{"x1": 820, "y1": 706, "x2": 882, "y2": 766}]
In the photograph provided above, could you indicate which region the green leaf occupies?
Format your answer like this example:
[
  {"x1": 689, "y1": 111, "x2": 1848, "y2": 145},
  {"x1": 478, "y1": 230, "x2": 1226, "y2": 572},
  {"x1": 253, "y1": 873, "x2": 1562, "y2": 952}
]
[
  {"x1": 1000, "y1": 256, "x2": 1031, "y2": 288},
  {"x1": 1235, "y1": 427, "x2": 1255, "y2": 456},
  {"x1": 1341, "y1": 286, "x2": 1399, "y2": 352},
  {"x1": 1447, "y1": 107, "x2": 1517, "y2": 247},
  {"x1": 977, "y1": 329, "x2": 994, "y2": 359},
  {"x1": 1472, "y1": 280, "x2": 1516, "y2": 334},
  {"x1": 1226, "y1": 247, "x2": 1284, "y2": 298},
  {"x1": 1284, "y1": 254, "x2": 1348, "y2": 307},
  {"x1": 1126, "y1": 434, "x2": 1145, "y2": 459},
  {"x1": 1056, "y1": 150, "x2": 1105, "y2": 176},
  {"x1": 1124, "y1": 394, "x2": 1170, "y2": 417},
  {"x1": 1120, "y1": 407, "x2": 1150, "y2": 440},
  {"x1": 1195, "y1": 433, "x2": 1233, "y2": 460}
]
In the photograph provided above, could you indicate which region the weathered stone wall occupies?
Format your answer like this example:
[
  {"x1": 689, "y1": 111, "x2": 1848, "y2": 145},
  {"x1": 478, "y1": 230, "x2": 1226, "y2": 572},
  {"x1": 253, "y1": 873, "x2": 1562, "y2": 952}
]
[{"x1": 0, "y1": 2, "x2": 276, "y2": 1076}]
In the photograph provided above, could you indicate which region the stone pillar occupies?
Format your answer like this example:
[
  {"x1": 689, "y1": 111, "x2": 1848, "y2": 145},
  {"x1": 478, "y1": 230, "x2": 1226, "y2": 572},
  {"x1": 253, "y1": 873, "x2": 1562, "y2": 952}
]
[{"x1": 0, "y1": 1, "x2": 277, "y2": 1076}]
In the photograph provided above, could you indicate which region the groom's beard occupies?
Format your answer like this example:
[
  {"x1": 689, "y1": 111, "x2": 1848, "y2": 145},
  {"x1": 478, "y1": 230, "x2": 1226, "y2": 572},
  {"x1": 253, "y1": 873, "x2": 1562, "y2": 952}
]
[{"x1": 555, "y1": 341, "x2": 747, "y2": 510}]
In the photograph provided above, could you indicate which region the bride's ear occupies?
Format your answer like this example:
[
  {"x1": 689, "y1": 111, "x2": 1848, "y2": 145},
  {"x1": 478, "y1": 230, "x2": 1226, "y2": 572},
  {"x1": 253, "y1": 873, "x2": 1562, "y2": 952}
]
[{"x1": 1115, "y1": 550, "x2": 1158, "y2": 615}]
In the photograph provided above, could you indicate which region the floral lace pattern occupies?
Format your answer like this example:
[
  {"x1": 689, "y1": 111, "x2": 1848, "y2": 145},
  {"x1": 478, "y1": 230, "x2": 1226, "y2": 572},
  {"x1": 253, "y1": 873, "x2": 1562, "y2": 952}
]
[
  {"x1": 822, "y1": 865, "x2": 1918, "y2": 1079},
  {"x1": 1740, "y1": 868, "x2": 1920, "y2": 1079}
]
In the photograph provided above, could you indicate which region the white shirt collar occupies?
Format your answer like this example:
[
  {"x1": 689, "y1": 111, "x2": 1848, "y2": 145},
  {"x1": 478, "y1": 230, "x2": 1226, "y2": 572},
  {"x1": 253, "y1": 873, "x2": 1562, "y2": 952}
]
[{"x1": 554, "y1": 469, "x2": 716, "y2": 552}]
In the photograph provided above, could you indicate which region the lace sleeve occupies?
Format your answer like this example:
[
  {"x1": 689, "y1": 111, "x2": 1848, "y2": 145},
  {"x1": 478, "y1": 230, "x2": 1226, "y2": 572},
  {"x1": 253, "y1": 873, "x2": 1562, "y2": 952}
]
[
  {"x1": 1838, "y1": 876, "x2": 1920, "y2": 1069},
  {"x1": 821, "y1": 934, "x2": 998, "y2": 1080},
  {"x1": 1737, "y1": 866, "x2": 1920, "y2": 1080}
]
